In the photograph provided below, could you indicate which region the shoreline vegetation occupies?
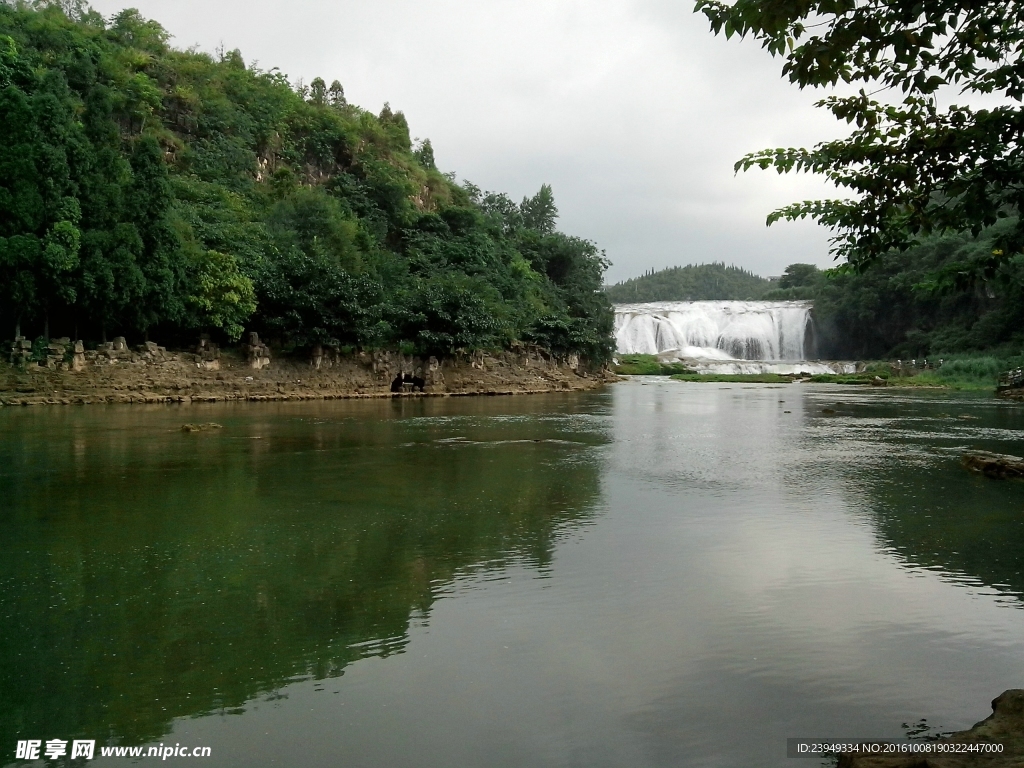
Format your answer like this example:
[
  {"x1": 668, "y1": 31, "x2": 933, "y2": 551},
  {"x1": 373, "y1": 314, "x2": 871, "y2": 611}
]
[{"x1": 613, "y1": 354, "x2": 1020, "y2": 391}]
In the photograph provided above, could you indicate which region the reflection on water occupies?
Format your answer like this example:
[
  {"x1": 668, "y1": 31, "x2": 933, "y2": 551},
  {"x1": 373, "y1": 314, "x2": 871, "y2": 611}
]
[
  {"x1": 799, "y1": 392, "x2": 1024, "y2": 604},
  {"x1": 2, "y1": 383, "x2": 1024, "y2": 767},
  {"x1": 0, "y1": 397, "x2": 607, "y2": 748}
]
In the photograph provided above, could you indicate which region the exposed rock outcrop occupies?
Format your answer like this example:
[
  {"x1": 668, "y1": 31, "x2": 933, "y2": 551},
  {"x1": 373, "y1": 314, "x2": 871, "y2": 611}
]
[
  {"x1": 962, "y1": 452, "x2": 1024, "y2": 479},
  {"x1": 72, "y1": 340, "x2": 86, "y2": 371},
  {"x1": 181, "y1": 422, "x2": 224, "y2": 432},
  {"x1": 997, "y1": 368, "x2": 1024, "y2": 400},
  {"x1": 242, "y1": 332, "x2": 271, "y2": 370},
  {"x1": 194, "y1": 335, "x2": 220, "y2": 371},
  {"x1": 838, "y1": 690, "x2": 1024, "y2": 767},
  {"x1": 10, "y1": 336, "x2": 90, "y2": 371},
  {"x1": 0, "y1": 342, "x2": 610, "y2": 406},
  {"x1": 8, "y1": 336, "x2": 32, "y2": 366}
]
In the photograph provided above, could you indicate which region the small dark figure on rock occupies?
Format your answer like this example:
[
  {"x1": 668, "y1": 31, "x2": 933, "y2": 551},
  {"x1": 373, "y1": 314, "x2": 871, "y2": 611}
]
[
  {"x1": 405, "y1": 373, "x2": 426, "y2": 392},
  {"x1": 390, "y1": 373, "x2": 405, "y2": 393}
]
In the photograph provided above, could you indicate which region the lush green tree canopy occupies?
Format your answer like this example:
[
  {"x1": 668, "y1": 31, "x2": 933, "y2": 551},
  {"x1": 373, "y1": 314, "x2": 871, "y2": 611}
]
[
  {"x1": 521, "y1": 184, "x2": 558, "y2": 235},
  {"x1": 697, "y1": 0, "x2": 1024, "y2": 274},
  {"x1": 604, "y1": 263, "x2": 772, "y2": 302},
  {"x1": 0, "y1": 1, "x2": 612, "y2": 360}
]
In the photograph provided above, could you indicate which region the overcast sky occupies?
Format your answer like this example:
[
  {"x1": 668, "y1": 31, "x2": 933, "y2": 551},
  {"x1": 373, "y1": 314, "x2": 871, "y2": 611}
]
[{"x1": 88, "y1": 0, "x2": 848, "y2": 282}]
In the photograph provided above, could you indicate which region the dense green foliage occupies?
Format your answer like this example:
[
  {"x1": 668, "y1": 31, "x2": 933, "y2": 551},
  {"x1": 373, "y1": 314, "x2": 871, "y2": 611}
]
[
  {"x1": 759, "y1": 263, "x2": 827, "y2": 301},
  {"x1": 0, "y1": 2, "x2": 612, "y2": 360},
  {"x1": 604, "y1": 263, "x2": 771, "y2": 302},
  {"x1": 803, "y1": 223, "x2": 1024, "y2": 360},
  {"x1": 697, "y1": 0, "x2": 1024, "y2": 273}
]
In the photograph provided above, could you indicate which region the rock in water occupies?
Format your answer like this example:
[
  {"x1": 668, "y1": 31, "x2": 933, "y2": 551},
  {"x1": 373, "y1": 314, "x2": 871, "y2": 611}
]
[
  {"x1": 181, "y1": 423, "x2": 223, "y2": 433},
  {"x1": 962, "y1": 452, "x2": 1024, "y2": 479},
  {"x1": 838, "y1": 689, "x2": 1024, "y2": 767}
]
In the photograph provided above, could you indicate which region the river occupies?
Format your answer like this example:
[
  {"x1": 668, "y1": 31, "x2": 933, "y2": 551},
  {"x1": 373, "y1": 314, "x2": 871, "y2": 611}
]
[{"x1": 2, "y1": 380, "x2": 1023, "y2": 767}]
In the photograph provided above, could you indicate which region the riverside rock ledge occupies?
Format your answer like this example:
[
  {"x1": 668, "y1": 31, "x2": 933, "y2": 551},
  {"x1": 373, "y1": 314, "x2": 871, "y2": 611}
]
[
  {"x1": 838, "y1": 689, "x2": 1024, "y2": 767},
  {"x1": 962, "y1": 452, "x2": 1024, "y2": 479},
  {"x1": 0, "y1": 343, "x2": 612, "y2": 406}
]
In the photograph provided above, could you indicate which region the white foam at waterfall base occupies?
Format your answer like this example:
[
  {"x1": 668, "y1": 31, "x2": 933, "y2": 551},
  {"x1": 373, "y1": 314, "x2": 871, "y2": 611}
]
[{"x1": 614, "y1": 301, "x2": 857, "y2": 375}]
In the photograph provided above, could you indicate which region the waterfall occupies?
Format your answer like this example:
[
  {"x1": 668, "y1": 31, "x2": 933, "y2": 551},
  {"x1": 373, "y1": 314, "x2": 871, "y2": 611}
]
[{"x1": 614, "y1": 301, "x2": 855, "y2": 375}]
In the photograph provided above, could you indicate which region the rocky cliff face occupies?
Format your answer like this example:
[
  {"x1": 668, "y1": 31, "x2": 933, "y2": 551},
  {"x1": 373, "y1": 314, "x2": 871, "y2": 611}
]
[{"x1": 0, "y1": 341, "x2": 612, "y2": 406}]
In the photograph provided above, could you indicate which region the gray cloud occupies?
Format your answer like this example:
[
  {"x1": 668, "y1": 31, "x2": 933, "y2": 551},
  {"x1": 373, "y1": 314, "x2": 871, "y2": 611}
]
[{"x1": 89, "y1": 0, "x2": 850, "y2": 281}]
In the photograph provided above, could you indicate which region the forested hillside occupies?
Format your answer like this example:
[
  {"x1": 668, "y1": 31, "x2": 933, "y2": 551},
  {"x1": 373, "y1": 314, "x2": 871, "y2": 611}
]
[
  {"x1": 604, "y1": 263, "x2": 771, "y2": 302},
  {"x1": 817, "y1": 228, "x2": 1024, "y2": 360},
  {"x1": 764, "y1": 224, "x2": 1024, "y2": 360},
  {"x1": 0, "y1": 2, "x2": 612, "y2": 360}
]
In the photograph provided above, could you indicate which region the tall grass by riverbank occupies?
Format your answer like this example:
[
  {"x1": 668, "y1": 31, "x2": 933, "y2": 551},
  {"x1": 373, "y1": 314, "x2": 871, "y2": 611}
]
[
  {"x1": 855, "y1": 355, "x2": 1024, "y2": 390},
  {"x1": 913, "y1": 355, "x2": 1024, "y2": 389}
]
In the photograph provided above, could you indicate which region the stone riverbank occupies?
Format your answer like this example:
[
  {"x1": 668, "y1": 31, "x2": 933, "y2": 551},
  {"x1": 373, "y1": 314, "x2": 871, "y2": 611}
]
[
  {"x1": 838, "y1": 690, "x2": 1024, "y2": 768},
  {"x1": 0, "y1": 339, "x2": 611, "y2": 406}
]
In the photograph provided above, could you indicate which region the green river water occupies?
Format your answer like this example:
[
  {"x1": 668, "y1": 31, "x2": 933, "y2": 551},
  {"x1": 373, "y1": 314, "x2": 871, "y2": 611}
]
[{"x1": 2, "y1": 379, "x2": 1023, "y2": 766}]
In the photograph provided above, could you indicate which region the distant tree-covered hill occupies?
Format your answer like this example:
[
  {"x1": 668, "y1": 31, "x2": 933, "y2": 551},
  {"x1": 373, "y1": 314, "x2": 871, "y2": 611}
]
[
  {"x1": 0, "y1": 2, "x2": 612, "y2": 361},
  {"x1": 604, "y1": 263, "x2": 771, "y2": 302}
]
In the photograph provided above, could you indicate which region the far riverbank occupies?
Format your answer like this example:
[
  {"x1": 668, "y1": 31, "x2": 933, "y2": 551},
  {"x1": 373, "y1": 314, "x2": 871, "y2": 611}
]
[
  {"x1": 614, "y1": 353, "x2": 1019, "y2": 392},
  {"x1": 0, "y1": 343, "x2": 611, "y2": 407}
]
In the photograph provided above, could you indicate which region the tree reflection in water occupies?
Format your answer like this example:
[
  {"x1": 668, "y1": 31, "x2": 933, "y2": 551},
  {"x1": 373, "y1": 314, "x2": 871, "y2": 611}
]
[{"x1": 0, "y1": 396, "x2": 608, "y2": 746}]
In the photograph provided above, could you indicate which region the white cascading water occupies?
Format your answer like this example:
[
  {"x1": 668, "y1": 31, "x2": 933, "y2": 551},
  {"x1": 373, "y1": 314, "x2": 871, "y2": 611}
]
[{"x1": 614, "y1": 301, "x2": 856, "y2": 375}]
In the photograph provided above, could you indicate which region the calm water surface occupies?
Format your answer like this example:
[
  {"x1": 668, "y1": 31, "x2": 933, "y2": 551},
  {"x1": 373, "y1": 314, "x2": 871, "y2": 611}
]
[{"x1": 2, "y1": 380, "x2": 1024, "y2": 767}]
